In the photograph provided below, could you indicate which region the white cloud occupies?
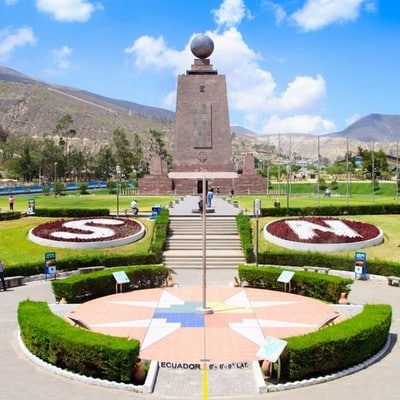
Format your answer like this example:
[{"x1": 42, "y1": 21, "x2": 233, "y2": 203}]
[
  {"x1": 211, "y1": 0, "x2": 251, "y2": 29},
  {"x1": 267, "y1": 75, "x2": 326, "y2": 113},
  {"x1": 261, "y1": 115, "x2": 336, "y2": 134},
  {"x1": 345, "y1": 113, "x2": 361, "y2": 127},
  {"x1": 0, "y1": 26, "x2": 36, "y2": 60},
  {"x1": 52, "y1": 45, "x2": 73, "y2": 69},
  {"x1": 124, "y1": 35, "x2": 187, "y2": 75},
  {"x1": 290, "y1": 0, "x2": 375, "y2": 32},
  {"x1": 262, "y1": 1, "x2": 287, "y2": 24},
  {"x1": 5, "y1": 0, "x2": 18, "y2": 5},
  {"x1": 44, "y1": 45, "x2": 73, "y2": 75},
  {"x1": 36, "y1": 0, "x2": 100, "y2": 22},
  {"x1": 124, "y1": 26, "x2": 333, "y2": 134}
]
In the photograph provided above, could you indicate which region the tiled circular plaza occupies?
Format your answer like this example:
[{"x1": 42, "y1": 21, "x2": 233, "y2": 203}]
[{"x1": 66, "y1": 285, "x2": 343, "y2": 363}]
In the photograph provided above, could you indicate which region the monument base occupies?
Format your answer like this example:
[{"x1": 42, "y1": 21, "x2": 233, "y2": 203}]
[{"x1": 138, "y1": 175, "x2": 173, "y2": 195}]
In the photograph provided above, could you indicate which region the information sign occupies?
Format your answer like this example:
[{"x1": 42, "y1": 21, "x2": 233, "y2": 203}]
[
  {"x1": 44, "y1": 251, "x2": 56, "y2": 280},
  {"x1": 277, "y1": 271, "x2": 294, "y2": 283},
  {"x1": 113, "y1": 271, "x2": 130, "y2": 294},
  {"x1": 113, "y1": 271, "x2": 130, "y2": 284},
  {"x1": 257, "y1": 337, "x2": 287, "y2": 362}
]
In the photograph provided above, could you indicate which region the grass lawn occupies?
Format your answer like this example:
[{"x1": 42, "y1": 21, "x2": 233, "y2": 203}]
[
  {"x1": 0, "y1": 191, "x2": 178, "y2": 213},
  {"x1": 1, "y1": 184, "x2": 400, "y2": 270},
  {"x1": 255, "y1": 214, "x2": 400, "y2": 263},
  {"x1": 0, "y1": 216, "x2": 155, "y2": 267}
]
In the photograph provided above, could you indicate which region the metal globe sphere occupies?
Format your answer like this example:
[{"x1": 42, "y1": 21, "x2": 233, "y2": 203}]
[{"x1": 190, "y1": 35, "x2": 214, "y2": 59}]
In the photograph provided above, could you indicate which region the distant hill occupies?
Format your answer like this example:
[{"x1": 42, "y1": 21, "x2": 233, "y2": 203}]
[
  {"x1": 1, "y1": 65, "x2": 400, "y2": 163},
  {"x1": 0, "y1": 66, "x2": 175, "y2": 145},
  {"x1": 327, "y1": 114, "x2": 400, "y2": 142}
]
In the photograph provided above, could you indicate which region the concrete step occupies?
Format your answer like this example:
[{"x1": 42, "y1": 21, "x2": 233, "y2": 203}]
[
  {"x1": 165, "y1": 244, "x2": 243, "y2": 250},
  {"x1": 163, "y1": 249, "x2": 245, "y2": 257},
  {"x1": 162, "y1": 260, "x2": 245, "y2": 269},
  {"x1": 164, "y1": 215, "x2": 245, "y2": 269}
]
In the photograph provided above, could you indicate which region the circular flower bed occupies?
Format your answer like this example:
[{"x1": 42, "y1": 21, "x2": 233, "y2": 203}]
[
  {"x1": 264, "y1": 217, "x2": 383, "y2": 252},
  {"x1": 29, "y1": 217, "x2": 145, "y2": 249}
]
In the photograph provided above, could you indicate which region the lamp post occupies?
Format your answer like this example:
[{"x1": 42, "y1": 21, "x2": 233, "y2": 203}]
[
  {"x1": 254, "y1": 199, "x2": 261, "y2": 267},
  {"x1": 116, "y1": 165, "x2": 121, "y2": 217},
  {"x1": 54, "y1": 162, "x2": 58, "y2": 198},
  {"x1": 286, "y1": 164, "x2": 290, "y2": 209}
]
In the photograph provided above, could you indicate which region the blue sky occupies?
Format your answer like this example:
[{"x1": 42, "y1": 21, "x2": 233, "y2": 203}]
[{"x1": 0, "y1": 0, "x2": 399, "y2": 135}]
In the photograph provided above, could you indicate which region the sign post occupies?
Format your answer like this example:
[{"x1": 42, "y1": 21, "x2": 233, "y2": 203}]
[
  {"x1": 257, "y1": 337, "x2": 288, "y2": 381},
  {"x1": 27, "y1": 198, "x2": 35, "y2": 215},
  {"x1": 112, "y1": 271, "x2": 130, "y2": 293},
  {"x1": 44, "y1": 252, "x2": 56, "y2": 280},
  {"x1": 277, "y1": 270, "x2": 295, "y2": 292},
  {"x1": 354, "y1": 251, "x2": 367, "y2": 280}
]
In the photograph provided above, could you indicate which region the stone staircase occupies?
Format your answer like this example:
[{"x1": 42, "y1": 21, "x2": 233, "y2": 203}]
[{"x1": 163, "y1": 215, "x2": 246, "y2": 269}]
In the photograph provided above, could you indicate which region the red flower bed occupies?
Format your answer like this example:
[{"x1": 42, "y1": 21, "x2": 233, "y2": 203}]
[
  {"x1": 266, "y1": 217, "x2": 380, "y2": 244},
  {"x1": 31, "y1": 217, "x2": 141, "y2": 243}
]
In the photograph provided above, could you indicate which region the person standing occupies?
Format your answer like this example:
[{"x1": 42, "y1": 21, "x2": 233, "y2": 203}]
[
  {"x1": 8, "y1": 195, "x2": 14, "y2": 211},
  {"x1": 0, "y1": 260, "x2": 7, "y2": 291},
  {"x1": 206, "y1": 187, "x2": 214, "y2": 208}
]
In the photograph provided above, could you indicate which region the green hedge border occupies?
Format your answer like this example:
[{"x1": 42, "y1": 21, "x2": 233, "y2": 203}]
[
  {"x1": 280, "y1": 304, "x2": 392, "y2": 381},
  {"x1": 18, "y1": 300, "x2": 140, "y2": 384},
  {"x1": 238, "y1": 265, "x2": 391, "y2": 382},
  {"x1": 51, "y1": 265, "x2": 170, "y2": 303},
  {"x1": 238, "y1": 265, "x2": 352, "y2": 303}
]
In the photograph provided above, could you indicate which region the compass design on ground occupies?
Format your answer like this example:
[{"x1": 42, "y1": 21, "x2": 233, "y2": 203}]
[{"x1": 68, "y1": 286, "x2": 340, "y2": 363}]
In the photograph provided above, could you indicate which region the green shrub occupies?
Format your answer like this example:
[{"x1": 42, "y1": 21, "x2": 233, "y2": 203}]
[
  {"x1": 257, "y1": 249, "x2": 400, "y2": 277},
  {"x1": 238, "y1": 265, "x2": 352, "y2": 303},
  {"x1": 149, "y1": 208, "x2": 169, "y2": 260},
  {"x1": 51, "y1": 265, "x2": 169, "y2": 303},
  {"x1": 280, "y1": 304, "x2": 392, "y2": 381},
  {"x1": 0, "y1": 211, "x2": 22, "y2": 221},
  {"x1": 34, "y1": 208, "x2": 110, "y2": 217},
  {"x1": 236, "y1": 213, "x2": 254, "y2": 262},
  {"x1": 261, "y1": 203, "x2": 400, "y2": 217},
  {"x1": 18, "y1": 300, "x2": 139, "y2": 383}
]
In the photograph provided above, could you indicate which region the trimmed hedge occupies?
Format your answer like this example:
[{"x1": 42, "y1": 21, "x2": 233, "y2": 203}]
[
  {"x1": 236, "y1": 213, "x2": 255, "y2": 262},
  {"x1": 18, "y1": 300, "x2": 139, "y2": 383},
  {"x1": 33, "y1": 208, "x2": 110, "y2": 217},
  {"x1": 149, "y1": 208, "x2": 169, "y2": 259},
  {"x1": 0, "y1": 211, "x2": 22, "y2": 221},
  {"x1": 280, "y1": 304, "x2": 392, "y2": 381},
  {"x1": 261, "y1": 203, "x2": 400, "y2": 217},
  {"x1": 238, "y1": 265, "x2": 352, "y2": 303},
  {"x1": 51, "y1": 265, "x2": 170, "y2": 303},
  {"x1": 257, "y1": 250, "x2": 400, "y2": 277}
]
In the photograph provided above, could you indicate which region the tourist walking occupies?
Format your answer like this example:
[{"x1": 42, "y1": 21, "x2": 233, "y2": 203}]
[{"x1": 0, "y1": 260, "x2": 7, "y2": 291}]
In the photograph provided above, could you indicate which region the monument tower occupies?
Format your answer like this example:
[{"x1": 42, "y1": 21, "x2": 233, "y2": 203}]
[
  {"x1": 139, "y1": 34, "x2": 267, "y2": 194},
  {"x1": 173, "y1": 35, "x2": 233, "y2": 172}
]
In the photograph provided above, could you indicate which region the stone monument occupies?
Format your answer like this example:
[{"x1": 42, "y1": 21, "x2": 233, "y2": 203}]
[{"x1": 139, "y1": 34, "x2": 267, "y2": 195}]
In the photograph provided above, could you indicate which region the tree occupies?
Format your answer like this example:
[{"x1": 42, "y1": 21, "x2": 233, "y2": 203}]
[
  {"x1": 0, "y1": 124, "x2": 10, "y2": 143},
  {"x1": 92, "y1": 145, "x2": 116, "y2": 180},
  {"x1": 357, "y1": 147, "x2": 389, "y2": 179},
  {"x1": 149, "y1": 129, "x2": 172, "y2": 167},
  {"x1": 325, "y1": 161, "x2": 347, "y2": 182},
  {"x1": 112, "y1": 128, "x2": 134, "y2": 176}
]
